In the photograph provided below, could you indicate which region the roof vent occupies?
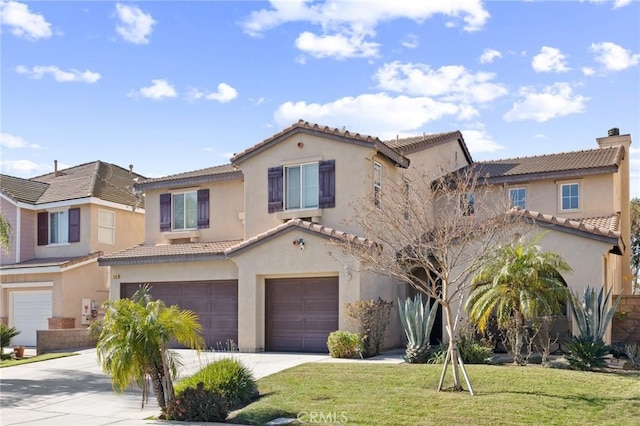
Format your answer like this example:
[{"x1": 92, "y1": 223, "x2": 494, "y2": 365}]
[{"x1": 608, "y1": 128, "x2": 620, "y2": 137}]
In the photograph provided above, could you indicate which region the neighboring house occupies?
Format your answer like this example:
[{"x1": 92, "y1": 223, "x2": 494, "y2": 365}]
[
  {"x1": 99, "y1": 121, "x2": 632, "y2": 352},
  {"x1": 0, "y1": 161, "x2": 145, "y2": 346}
]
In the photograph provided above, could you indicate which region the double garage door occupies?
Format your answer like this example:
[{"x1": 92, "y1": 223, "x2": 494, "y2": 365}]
[
  {"x1": 266, "y1": 277, "x2": 338, "y2": 353},
  {"x1": 121, "y1": 277, "x2": 338, "y2": 353},
  {"x1": 121, "y1": 281, "x2": 238, "y2": 349}
]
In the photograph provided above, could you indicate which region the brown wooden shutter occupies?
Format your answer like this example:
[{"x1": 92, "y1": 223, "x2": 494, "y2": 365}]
[
  {"x1": 68, "y1": 208, "x2": 81, "y2": 243},
  {"x1": 37, "y1": 212, "x2": 48, "y2": 246},
  {"x1": 197, "y1": 189, "x2": 210, "y2": 229},
  {"x1": 319, "y1": 159, "x2": 335, "y2": 208},
  {"x1": 268, "y1": 166, "x2": 283, "y2": 213},
  {"x1": 160, "y1": 193, "x2": 171, "y2": 231}
]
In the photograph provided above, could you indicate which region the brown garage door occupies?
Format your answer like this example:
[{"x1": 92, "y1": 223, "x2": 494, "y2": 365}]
[
  {"x1": 266, "y1": 277, "x2": 338, "y2": 352},
  {"x1": 121, "y1": 280, "x2": 237, "y2": 349}
]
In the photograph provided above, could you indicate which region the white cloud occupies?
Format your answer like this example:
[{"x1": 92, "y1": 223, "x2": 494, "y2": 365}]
[
  {"x1": 242, "y1": 1, "x2": 489, "y2": 59},
  {"x1": 250, "y1": 97, "x2": 266, "y2": 106},
  {"x1": 582, "y1": 67, "x2": 596, "y2": 76},
  {"x1": 187, "y1": 83, "x2": 238, "y2": 103},
  {"x1": 295, "y1": 30, "x2": 380, "y2": 59},
  {"x1": 503, "y1": 83, "x2": 588, "y2": 122},
  {"x1": 590, "y1": 42, "x2": 640, "y2": 71},
  {"x1": 129, "y1": 79, "x2": 177, "y2": 100},
  {"x1": 115, "y1": 3, "x2": 156, "y2": 44},
  {"x1": 479, "y1": 48, "x2": 502, "y2": 64},
  {"x1": 0, "y1": 133, "x2": 41, "y2": 149},
  {"x1": 374, "y1": 61, "x2": 508, "y2": 104},
  {"x1": 531, "y1": 46, "x2": 570, "y2": 73},
  {"x1": 15, "y1": 65, "x2": 101, "y2": 83},
  {"x1": 0, "y1": 0, "x2": 52, "y2": 40},
  {"x1": 613, "y1": 0, "x2": 632, "y2": 8},
  {"x1": 460, "y1": 124, "x2": 504, "y2": 153},
  {"x1": 274, "y1": 92, "x2": 465, "y2": 139},
  {"x1": 533, "y1": 134, "x2": 547, "y2": 139},
  {"x1": 0, "y1": 159, "x2": 50, "y2": 175},
  {"x1": 401, "y1": 33, "x2": 419, "y2": 49}
]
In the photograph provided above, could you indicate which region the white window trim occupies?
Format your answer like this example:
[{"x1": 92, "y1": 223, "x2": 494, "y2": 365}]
[
  {"x1": 48, "y1": 209, "x2": 69, "y2": 245},
  {"x1": 373, "y1": 162, "x2": 383, "y2": 208},
  {"x1": 284, "y1": 161, "x2": 319, "y2": 211},
  {"x1": 98, "y1": 209, "x2": 116, "y2": 244},
  {"x1": 508, "y1": 187, "x2": 527, "y2": 210},
  {"x1": 559, "y1": 182, "x2": 581, "y2": 212},
  {"x1": 172, "y1": 190, "x2": 198, "y2": 231}
]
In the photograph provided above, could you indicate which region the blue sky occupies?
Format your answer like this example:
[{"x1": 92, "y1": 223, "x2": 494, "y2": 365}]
[{"x1": 1, "y1": 0, "x2": 639, "y2": 197}]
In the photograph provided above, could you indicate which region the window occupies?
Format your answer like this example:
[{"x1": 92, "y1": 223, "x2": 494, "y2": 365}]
[
  {"x1": 460, "y1": 193, "x2": 475, "y2": 216},
  {"x1": 509, "y1": 188, "x2": 527, "y2": 209},
  {"x1": 267, "y1": 160, "x2": 335, "y2": 213},
  {"x1": 98, "y1": 209, "x2": 115, "y2": 244},
  {"x1": 159, "y1": 189, "x2": 209, "y2": 232},
  {"x1": 37, "y1": 208, "x2": 80, "y2": 246},
  {"x1": 373, "y1": 162, "x2": 382, "y2": 208},
  {"x1": 285, "y1": 163, "x2": 319, "y2": 210},
  {"x1": 49, "y1": 211, "x2": 68, "y2": 244},
  {"x1": 172, "y1": 191, "x2": 198, "y2": 230},
  {"x1": 561, "y1": 183, "x2": 579, "y2": 210}
]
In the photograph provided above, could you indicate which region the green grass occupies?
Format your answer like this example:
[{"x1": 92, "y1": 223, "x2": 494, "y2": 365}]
[
  {"x1": 0, "y1": 352, "x2": 78, "y2": 368},
  {"x1": 231, "y1": 363, "x2": 640, "y2": 425}
]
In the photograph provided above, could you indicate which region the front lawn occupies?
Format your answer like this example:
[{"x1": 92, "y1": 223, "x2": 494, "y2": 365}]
[
  {"x1": 0, "y1": 352, "x2": 77, "y2": 368},
  {"x1": 231, "y1": 363, "x2": 640, "y2": 425}
]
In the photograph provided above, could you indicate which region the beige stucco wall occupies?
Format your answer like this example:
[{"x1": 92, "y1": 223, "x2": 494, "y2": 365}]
[
  {"x1": 108, "y1": 259, "x2": 238, "y2": 299},
  {"x1": 143, "y1": 179, "x2": 244, "y2": 245},
  {"x1": 230, "y1": 229, "x2": 369, "y2": 351}
]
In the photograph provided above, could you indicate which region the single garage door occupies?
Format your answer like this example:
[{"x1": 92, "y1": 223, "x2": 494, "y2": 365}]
[
  {"x1": 11, "y1": 291, "x2": 52, "y2": 347},
  {"x1": 266, "y1": 277, "x2": 338, "y2": 352},
  {"x1": 121, "y1": 281, "x2": 237, "y2": 349}
]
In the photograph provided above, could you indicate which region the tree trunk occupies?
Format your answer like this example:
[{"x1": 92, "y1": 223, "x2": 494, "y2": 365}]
[
  {"x1": 444, "y1": 304, "x2": 463, "y2": 391},
  {"x1": 150, "y1": 364, "x2": 166, "y2": 410},
  {"x1": 160, "y1": 347, "x2": 175, "y2": 409},
  {"x1": 514, "y1": 312, "x2": 525, "y2": 365}
]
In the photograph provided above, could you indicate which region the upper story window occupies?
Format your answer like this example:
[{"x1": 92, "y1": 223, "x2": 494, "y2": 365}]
[
  {"x1": 159, "y1": 189, "x2": 209, "y2": 232},
  {"x1": 373, "y1": 162, "x2": 382, "y2": 208},
  {"x1": 98, "y1": 209, "x2": 116, "y2": 244},
  {"x1": 37, "y1": 208, "x2": 80, "y2": 246},
  {"x1": 560, "y1": 183, "x2": 579, "y2": 211},
  {"x1": 268, "y1": 160, "x2": 335, "y2": 213},
  {"x1": 285, "y1": 163, "x2": 319, "y2": 210},
  {"x1": 460, "y1": 193, "x2": 475, "y2": 216},
  {"x1": 509, "y1": 187, "x2": 527, "y2": 209}
]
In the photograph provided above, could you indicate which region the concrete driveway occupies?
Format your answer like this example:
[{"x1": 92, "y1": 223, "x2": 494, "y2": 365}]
[{"x1": 0, "y1": 348, "x2": 330, "y2": 425}]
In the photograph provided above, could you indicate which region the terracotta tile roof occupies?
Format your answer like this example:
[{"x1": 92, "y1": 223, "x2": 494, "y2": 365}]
[
  {"x1": 230, "y1": 120, "x2": 409, "y2": 168},
  {"x1": 520, "y1": 209, "x2": 621, "y2": 241},
  {"x1": 0, "y1": 174, "x2": 49, "y2": 203},
  {"x1": 0, "y1": 251, "x2": 102, "y2": 270},
  {"x1": 475, "y1": 146, "x2": 623, "y2": 183},
  {"x1": 225, "y1": 218, "x2": 374, "y2": 256},
  {"x1": 135, "y1": 164, "x2": 242, "y2": 190},
  {"x1": 2, "y1": 161, "x2": 145, "y2": 208},
  {"x1": 99, "y1": 240, "x2": 243, "y2": 265}
]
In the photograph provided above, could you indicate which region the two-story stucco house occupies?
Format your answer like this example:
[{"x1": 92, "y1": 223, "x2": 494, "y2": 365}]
[
  {"x1": 0, "y1": 161, "x2": 145, "y2": 346},
  {"x1": 100, "y1": 121, "x2": 632, "y2": 352}
]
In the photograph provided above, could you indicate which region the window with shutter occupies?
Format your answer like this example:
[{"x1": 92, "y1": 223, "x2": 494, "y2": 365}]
[
  {"x1": 160, "y1": 193, "x2": 171, "y2": 231},
  {"x1": 268, "y1": 166, "x2": 284, "y2": 213},
  {"x1": 197, "y1": 189, "x2": 210, "y2": 229},
  {"x1": 319, "y1": 160, "x2": 335, "y2": 208},
  {"x1": 37, "y1": 212, "x2": 48, "y2": 246},
  {"x1": 68, "y1": 208, "x2": 80, "y2": 243}
]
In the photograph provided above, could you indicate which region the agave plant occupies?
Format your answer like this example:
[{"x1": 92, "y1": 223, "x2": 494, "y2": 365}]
[
  {"x1": 569, "y1": 286, "x2": 621, "y2": 342},
  {"x1": 398, "y1": 294, "x2": 438, "y2": 363},
  {"x1": 565, "y1": 336, "x2": 610, "y2": 370}
]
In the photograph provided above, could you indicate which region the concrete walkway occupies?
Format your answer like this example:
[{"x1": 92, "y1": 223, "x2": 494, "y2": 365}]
[{"x1": 1, "y1": 348, "x2": 402, "y2": 425}]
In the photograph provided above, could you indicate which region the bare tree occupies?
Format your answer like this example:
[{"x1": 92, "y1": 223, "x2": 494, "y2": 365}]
[{"x1": 335, "y1": 164, "x2": 521, "y2": 394}]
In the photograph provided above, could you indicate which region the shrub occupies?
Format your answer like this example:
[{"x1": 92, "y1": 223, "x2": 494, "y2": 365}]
[
  {"x1": 0, "y1": 325, "x2": 20, "y2": 348},
  {"x1": 565, "y1": 336, "x2": 610, "y2": 371},
  {"x1": 327, "y1": 331, "x2": 363, "y2": 358},
  {"x1": 624, "y1": 343, "x2": 640, "y2": 370},
  {"x1": 345, "y1": 298, "x2": 393, "y2": 357},
  {"x1": 175, "y1": 358, "x2": 257, "y2": 409},
  {"x1": 457, "y1": 325, "x2": 494, "y2": 364},
  {"x1": 166, "y1": 383, "x2": 228, "y2": 422}
]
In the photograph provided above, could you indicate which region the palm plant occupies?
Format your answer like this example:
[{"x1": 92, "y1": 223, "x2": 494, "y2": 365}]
[
  {"x1": 1, "y1": 325, "x2": 21, "y2": 359},
  {"x1": 398, "y1": 294, "x2": 438, "y2": 363},
  {"x1": 465, "y1": 235, "x2": 571, "y2": 365},
  {"x1": 0, "y1": 213, "x2": 13, "y2": 254},
  {"x1": 90, "y1": 285, "x2": 205, "y2": 412}
]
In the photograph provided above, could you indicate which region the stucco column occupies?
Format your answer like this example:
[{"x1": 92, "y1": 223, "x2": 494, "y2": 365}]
[{"x1": 237, "y1": 269, "x2": 264, "y2": 352}]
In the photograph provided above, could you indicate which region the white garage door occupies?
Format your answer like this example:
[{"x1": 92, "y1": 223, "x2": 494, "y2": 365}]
[{"x1": 11, "y1": 291, "x2": 52, "y2": 347}]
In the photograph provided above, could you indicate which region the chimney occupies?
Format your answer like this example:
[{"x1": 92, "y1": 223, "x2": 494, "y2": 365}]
[
  {"x1": 54, "y1": 160, "x2": 58, "y2": 177},
  {"x1": 129, "y1": 164, "x2": 134, "y2": 175},
  {"x1": 608, "y1": 128, "x2": 620, "y2": 137}
]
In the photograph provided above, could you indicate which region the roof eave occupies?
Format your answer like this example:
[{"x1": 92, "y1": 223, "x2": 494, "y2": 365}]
[
  {"x1": 480, "y1": 165, "x2": 619, "y2": 186},
  {"x1": 135, "y1": 170, "x2": 243, "y2": 191},
  {"x1": 98, "y1": 253, "x2": 228, "y2": 266}
]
